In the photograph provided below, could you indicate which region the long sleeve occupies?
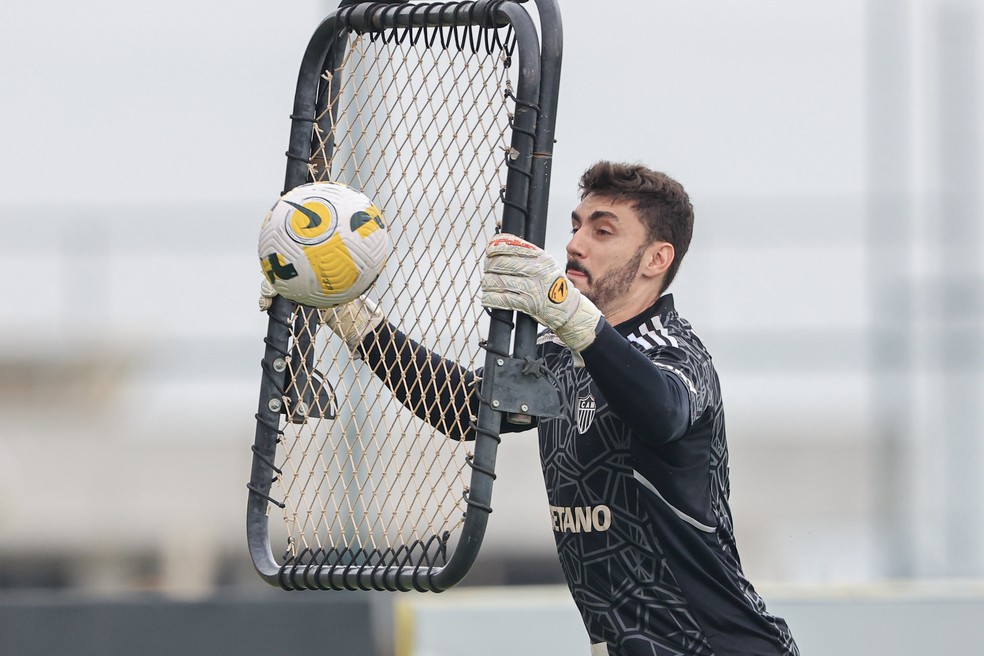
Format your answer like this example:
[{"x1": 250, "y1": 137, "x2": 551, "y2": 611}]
[
  {"x1": 359, "y1": 322, "x2": 479, "y2": 441},
  {"x1": 579, "y1": 322, "x2": 691, "y2": 445}
]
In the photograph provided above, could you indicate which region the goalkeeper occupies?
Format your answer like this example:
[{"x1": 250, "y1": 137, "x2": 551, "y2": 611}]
[{"x1": 276, "y1": 161, "x2": 799, "y2": 656}]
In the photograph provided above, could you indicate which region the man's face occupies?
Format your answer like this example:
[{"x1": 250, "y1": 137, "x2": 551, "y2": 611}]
[{"x1": 566, "y1": 194, "x2": 650, "y2": 313}]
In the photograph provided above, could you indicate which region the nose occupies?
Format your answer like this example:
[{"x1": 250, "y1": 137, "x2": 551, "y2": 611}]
[{"x1": 566, "y1": 225, "x2": 586, "y2": 259}]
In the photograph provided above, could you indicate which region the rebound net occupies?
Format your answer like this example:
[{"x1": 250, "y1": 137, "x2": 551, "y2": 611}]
[{"x1": 248, "y1": 0, "x2": 562, "y2": 592}]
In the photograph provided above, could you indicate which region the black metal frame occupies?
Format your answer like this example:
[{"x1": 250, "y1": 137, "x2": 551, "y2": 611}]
[{"x1": 247, "y1": 0, "x2": 563, "y2": 592}]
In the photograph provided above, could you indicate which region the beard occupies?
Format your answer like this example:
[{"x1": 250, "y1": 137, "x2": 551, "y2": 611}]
[{"x1": 568, "y1": 245, "x2": 645, "y2": 313}]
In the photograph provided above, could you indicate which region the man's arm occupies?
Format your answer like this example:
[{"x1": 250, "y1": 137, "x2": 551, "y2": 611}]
[
  {"x1": 358, "y1": 321, "x2": 479, "y2": 442},
  {"x1": 264, "y1": 283, "x2": 530, "y2": 441},
  {"x1": 480, "y1": 235, "x2": 689, "y2": 445},
  {"x1": 580, "y1": 323, "x2": 690, "y2": 445}
]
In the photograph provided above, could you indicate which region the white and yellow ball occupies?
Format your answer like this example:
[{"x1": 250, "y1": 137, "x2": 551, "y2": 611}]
[{"x1": 258, "y1": 182, "x2": 391, "y2": 308}]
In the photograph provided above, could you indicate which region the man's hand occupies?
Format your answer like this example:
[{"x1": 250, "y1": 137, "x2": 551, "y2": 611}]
[
  {"x1": 259, "y1": 279, "x2": 278, "y2": 311},
  {"x1": 480, "y1": 234, "x2": 602, "y2": 352},
  {"x1": 259, "y1": 280, "x2": 384, "y2": 354},
  {"x1": 320, "y1": 297, "x2": 385, "y2": 353}
]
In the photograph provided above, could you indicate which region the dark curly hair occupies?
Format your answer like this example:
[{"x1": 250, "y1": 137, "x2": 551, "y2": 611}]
[{"x1": 578, "y1": 161, "x2": 694, "y2": 292}]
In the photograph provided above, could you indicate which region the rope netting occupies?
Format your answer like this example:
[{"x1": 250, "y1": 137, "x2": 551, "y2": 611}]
[{"x1": 270, "y1": 23, "x2": 518, "y2": 570}]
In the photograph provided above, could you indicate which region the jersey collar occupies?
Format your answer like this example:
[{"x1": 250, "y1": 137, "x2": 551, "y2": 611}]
[{"x1": 614, "y1": 294, "x2": 676, "y2": 339}]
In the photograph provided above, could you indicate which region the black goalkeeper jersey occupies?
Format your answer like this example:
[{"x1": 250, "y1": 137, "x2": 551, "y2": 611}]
[
  {"x1": 522, "y1": 295, "x2": 798, "y2": 656},
  {"x1": 359, "y1": 294, "x2": 797, "y2": 655}
]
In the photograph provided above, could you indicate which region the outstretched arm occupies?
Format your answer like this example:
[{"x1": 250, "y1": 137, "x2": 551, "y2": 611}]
[
  {"x1": 358, "y1": 321, "x2": 479, "y2": 442},
  {"x1": 320, "y1": 297, "x2": 481, "y2": 441},
  {"x1": 261, "y1": 257, "x2": 542, "y2": 441}
]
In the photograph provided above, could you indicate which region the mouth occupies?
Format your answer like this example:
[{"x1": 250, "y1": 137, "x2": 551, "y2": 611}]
[{"x1": 566, "y1": 261, "x2": 591, "y2": 283}]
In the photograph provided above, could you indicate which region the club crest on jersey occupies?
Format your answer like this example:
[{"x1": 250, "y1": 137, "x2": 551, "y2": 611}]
[{"x1": 576, "y1": 393, "x2": 596, "y2": 434}]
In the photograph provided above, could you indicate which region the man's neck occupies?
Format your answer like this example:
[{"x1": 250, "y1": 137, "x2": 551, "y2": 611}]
[{"x1": 600, "y1": 286, "x2": 663, "y2": 327}]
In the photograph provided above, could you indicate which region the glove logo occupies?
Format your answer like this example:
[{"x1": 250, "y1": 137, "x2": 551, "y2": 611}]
[
  {"x1": 489, "y1": 235, "x2": 536, "y2": 250},
  {"x1": 548, "y1": 277, "x2": 568, "y2": 304}
]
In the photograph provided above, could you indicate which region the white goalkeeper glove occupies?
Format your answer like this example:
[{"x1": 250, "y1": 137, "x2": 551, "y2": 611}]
[
  {"x1": 259, "y1": 279, "x2": 277, "y2": 311},
  {"x1": 320, "y1": 297, "x2": 385, "y2": 353},
  {"x1": 259, "y1": 281, "x2": 384, "y2": 353},
  {"x1": 481, "y1": 234, "x2": 602, "y2": 352}
]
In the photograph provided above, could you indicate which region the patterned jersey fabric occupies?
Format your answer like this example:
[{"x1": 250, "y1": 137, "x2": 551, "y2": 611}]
[{"x1": 526, "y1": 295, "x2": 799, "y2": 656}]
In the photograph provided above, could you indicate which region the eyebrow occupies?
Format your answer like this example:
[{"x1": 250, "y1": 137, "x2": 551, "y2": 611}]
[{"x1": 571, "y1": 209, "x2": 621, "y2": 223}]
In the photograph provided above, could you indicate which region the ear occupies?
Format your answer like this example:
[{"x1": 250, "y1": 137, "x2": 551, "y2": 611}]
[{"x1": 641, "y1": 241, "x2": 674, "y2": 280}]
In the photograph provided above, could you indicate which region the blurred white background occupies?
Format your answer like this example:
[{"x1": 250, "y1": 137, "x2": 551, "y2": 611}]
[{"x1": 0, "y1": 0, "x2": 981, "y2": 599}]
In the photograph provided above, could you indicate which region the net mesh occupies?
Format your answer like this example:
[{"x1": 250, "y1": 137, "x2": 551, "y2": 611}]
[{"x1": 269, "y1": 23, "x2": 517, "y2": 569}]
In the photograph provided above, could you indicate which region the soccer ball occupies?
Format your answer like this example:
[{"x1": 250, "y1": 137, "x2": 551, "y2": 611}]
[{"x1": 258, "y1": 182, "x2": 391, "y2": 308}]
